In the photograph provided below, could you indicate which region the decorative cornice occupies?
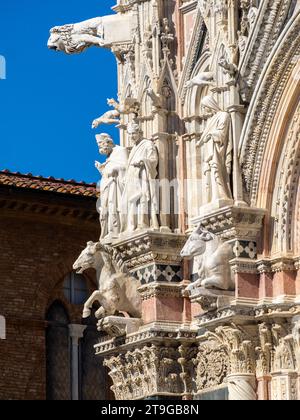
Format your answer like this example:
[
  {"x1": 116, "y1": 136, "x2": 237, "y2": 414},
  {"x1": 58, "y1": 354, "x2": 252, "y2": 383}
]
[
  {"x1": 271, "y1": 257, "x2": 296, "y2": 273},
  {"x1": 192, "y1": 205, "x2": 266, "y2": 241},
  {"x1": 230, "y1": 258, "x2": 257, "y2": 274},
  {"x1": 110, "y1": 231, "x2": 186, "y2": 270},
  {"x1": 138, "y1": 282, "x2": 184, "y2": 300}
]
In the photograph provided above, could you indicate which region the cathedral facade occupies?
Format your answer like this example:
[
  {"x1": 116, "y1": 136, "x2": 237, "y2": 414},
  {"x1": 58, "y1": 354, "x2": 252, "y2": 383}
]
[{"x1": 48, "y1": 0, "x2": 300, "y2": 400}]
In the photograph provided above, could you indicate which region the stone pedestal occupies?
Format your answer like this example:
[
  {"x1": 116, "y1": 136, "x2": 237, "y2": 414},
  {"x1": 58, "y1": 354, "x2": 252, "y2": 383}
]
[
  {"x1": 188, "y1": 287, "x2": 235, "y2": 313},
  {"x1": 112, "y1": 231, "x2": 187, "y2": 325},
  {"x1": 271, "y1": 371, "x2": 298, "y2": 400},
  {"x1": 95, "y1": 324, "x2": 198, "y2": 400},
  {"x1": 94, "y1": 230, "x2": 198, "y2": 400},
  {"x1": 191, "y1": 205, "x2": 265, "y2": 306}
]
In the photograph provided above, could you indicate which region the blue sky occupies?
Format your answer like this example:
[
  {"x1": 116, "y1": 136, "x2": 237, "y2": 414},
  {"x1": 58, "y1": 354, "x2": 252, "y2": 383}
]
[{"x1": 0, "y1": 0, "x2": 118, "y2": 183}]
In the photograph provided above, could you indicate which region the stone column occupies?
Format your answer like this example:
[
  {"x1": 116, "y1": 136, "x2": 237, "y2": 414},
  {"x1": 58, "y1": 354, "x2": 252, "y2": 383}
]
[
  {"x1": 227, "y1": 374, "x2": 257, "y2": 400},
  {"x1": 256, "y1": 375, "x2": 271, "y2": 400},
  {"x1": 69, "y1": 324, "x2": 86, "y2": 401},
  {"x1": 0, "y1": 315, "x2": 5, "y2": 340},
  {"x1": 214, "y1": 326, "x2": 257, "y2": 400}
]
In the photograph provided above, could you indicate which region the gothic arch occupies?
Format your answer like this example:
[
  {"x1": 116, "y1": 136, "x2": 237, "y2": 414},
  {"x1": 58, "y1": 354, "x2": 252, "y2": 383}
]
[
  {"x1": 184, "y1": 51, "x2": 211, "y2": 121},
  {"x1": 257, "y1": 79, "x2": 300, "y2": 256},
  {"x1": 240, "y1": 10, "x2": 300, "y2": 208}
]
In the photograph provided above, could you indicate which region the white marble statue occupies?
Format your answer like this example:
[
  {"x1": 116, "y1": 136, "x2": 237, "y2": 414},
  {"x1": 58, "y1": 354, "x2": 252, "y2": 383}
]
[
  {"x1": 92, "y1": 110, "x2": 120, "y2": 129},
  {"x1": 248, "y1": 1, "x2": 259, "y2": 31},
  {"x1": 197, "y1": 95, "x2": 233, "y2": 205},
  {"x1": 48, "y1": 18, "x2": 105, "y2": 54},
  {"x1": 121, "y1": 121, "x2": 159, "y2": 233},
  {"x1": 95, "y1": 134, "x2": 128, "y2": 240},
  {"x1": 181, "y1": 225, "x2": 234, "y2": 291},
  {"x1": 48, "y1": 14, "x2": 133, "y2": 55},
  {"x1": 73, "y1": 241, "x2": 142, "y2": 321},
  {"x1": 92, "y1": 98, "x2": 122, "y2": 129},
  {"x1": 185, "y1": 72, "x2": 215, "y2": 89}
]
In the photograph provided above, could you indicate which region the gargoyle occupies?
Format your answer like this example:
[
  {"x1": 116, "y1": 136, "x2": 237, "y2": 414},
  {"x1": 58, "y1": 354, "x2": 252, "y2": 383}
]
[{"x1": 48, "y1": 18, "x2": 105, "y2": 54}]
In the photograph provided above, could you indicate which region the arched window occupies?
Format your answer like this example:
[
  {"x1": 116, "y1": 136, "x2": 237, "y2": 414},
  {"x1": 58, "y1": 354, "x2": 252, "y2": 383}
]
[
  {"x1": 63, "y1": 272, "x2": 88, "y2": 305},
  {"x1": 46, "y1": 301, "x2": 70, "y2": 400}
]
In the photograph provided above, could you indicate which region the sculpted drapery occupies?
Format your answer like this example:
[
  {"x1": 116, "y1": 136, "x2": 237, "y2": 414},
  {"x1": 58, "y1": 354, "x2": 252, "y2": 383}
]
[
  {"x1": 96, "y1": 134, "x2": 128, "y2": 240},
  {"x1": 121, "y1": 123, "x2": 159, "y2": 233},
  {"x1": 198, "y1": 95, "x2": 233, "y2": 205}
]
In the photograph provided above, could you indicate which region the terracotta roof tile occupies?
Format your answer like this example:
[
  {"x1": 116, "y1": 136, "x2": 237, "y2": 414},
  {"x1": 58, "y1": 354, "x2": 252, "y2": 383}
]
[{"x1": 0, "y1": 170, "x2": 97, "y2": 198}]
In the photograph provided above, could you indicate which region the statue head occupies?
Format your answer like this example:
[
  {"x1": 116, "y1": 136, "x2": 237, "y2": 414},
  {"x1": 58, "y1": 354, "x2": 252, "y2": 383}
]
[
  {"x1": 180, "y1": 225, "x2": 214, "y2": 259},
  {"x1": 48, "y1": 25, "x2": 87, "y2": 54},
  {"x1": 201, "y1": 95, "x2": 221, "y2": 113},
  {"x1": 73, "y1": 241, "x2": 100, "y2": 273},
  {"x1": 96, "y1": 133, "x2": 114, "y2": 156},
  {"x1": 127, "y1": 121, "x2": 143, "y2": 144}
]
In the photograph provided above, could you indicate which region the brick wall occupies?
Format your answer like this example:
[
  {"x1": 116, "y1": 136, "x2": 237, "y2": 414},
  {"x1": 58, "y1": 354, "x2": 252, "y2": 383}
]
[{"x1": 0, "y1": 185, "x2": 102, "y2": 400}]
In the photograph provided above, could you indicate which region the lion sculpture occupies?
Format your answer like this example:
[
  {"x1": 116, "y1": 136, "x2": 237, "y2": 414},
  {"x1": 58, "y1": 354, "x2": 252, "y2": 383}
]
[{"x1": 48, "y1": 17, "x2": 105, "y2": 54}]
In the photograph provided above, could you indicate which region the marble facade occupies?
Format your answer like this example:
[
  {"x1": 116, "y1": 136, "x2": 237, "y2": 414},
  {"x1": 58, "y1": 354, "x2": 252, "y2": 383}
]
[{"x1": 48, "y1": 0, "x2": 300, "y2": 400}]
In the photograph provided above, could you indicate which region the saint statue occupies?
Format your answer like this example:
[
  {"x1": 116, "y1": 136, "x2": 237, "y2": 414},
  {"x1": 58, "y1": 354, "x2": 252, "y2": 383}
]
[
  {"x1": 95, "y1": 133, "x2": 128, "y2": 240},
  {"x1": 121, "y1": 122, "x2": 159, "y2": 233},
  {"x1": 197, "y1": 96, "x2": 233, "y2": 205}
]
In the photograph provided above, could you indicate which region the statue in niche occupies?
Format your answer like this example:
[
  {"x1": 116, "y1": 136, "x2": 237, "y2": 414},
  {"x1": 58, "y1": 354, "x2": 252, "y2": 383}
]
[
  {"x1": 95, "y1": 133, "x2": 128, "y2": 240},
  {"x1": 121, "y1": 121, "x2": 159, "y2": 233},
  {"x1": 181, "y1": 225, "x2": 235, "y2": 292},
  {"x1": 197, "y1": 95, "x2": 233, "y2": 205}
]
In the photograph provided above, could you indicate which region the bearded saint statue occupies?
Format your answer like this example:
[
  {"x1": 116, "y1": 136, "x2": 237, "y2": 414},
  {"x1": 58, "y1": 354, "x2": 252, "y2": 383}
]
[{"x1": 95, "y1": 133, "x2": 128, "y2": 240}]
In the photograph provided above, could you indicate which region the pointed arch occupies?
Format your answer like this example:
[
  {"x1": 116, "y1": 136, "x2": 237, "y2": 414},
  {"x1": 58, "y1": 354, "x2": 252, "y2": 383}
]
[{"x1": 240, "y1": 10, "x2": 300, "y2": 207}]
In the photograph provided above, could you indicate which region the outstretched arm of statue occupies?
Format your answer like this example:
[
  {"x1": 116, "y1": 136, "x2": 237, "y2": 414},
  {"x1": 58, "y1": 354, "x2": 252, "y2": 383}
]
[{"x1": 95, "y1": 160, "x2": 105, "y2": 174}]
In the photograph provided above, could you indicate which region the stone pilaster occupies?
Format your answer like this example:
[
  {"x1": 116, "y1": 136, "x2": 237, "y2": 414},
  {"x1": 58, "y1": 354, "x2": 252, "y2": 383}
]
[
  {"x1": 69, "y1": 324, "x2": 87, "y2": 401},
  {"x1": 112, "y1": 231, "x2": 186, "y2": 325}
]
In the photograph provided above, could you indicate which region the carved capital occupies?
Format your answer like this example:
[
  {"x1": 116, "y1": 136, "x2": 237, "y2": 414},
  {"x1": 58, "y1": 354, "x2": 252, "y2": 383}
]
[
  {"x1": 104, "y1": 344, "x2": 189, "y2": 400},
  {"x1": 214, "y1": 325, "x2": 257, "y2": 375}
]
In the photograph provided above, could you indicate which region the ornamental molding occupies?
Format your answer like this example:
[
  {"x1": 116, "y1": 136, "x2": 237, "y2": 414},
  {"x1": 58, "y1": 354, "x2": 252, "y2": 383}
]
[
  {"x1": 103, "y1": 344, "x2": 184, "y2": 400},
  {"x1": 194, "y1": 335, "x2": 229, "y2": 392},
  {"x1": 138, "y1": 282, "x2": 184, "y2": 300},
  {"x1": 240, "y1": 10, "x2": 300, "y2": 204},
  {"x1": 192, "y1": 205, "x2": 266, "y2": 241},
  {"x1": 110, "y1": 231, "x2": 187, "y2": 270},
  {"x1": 239, "y1": 0, "x2": 293, "y2": 102},
  {"x1": 178, "y1": 8, "x2": 207, "y2": 104}
]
